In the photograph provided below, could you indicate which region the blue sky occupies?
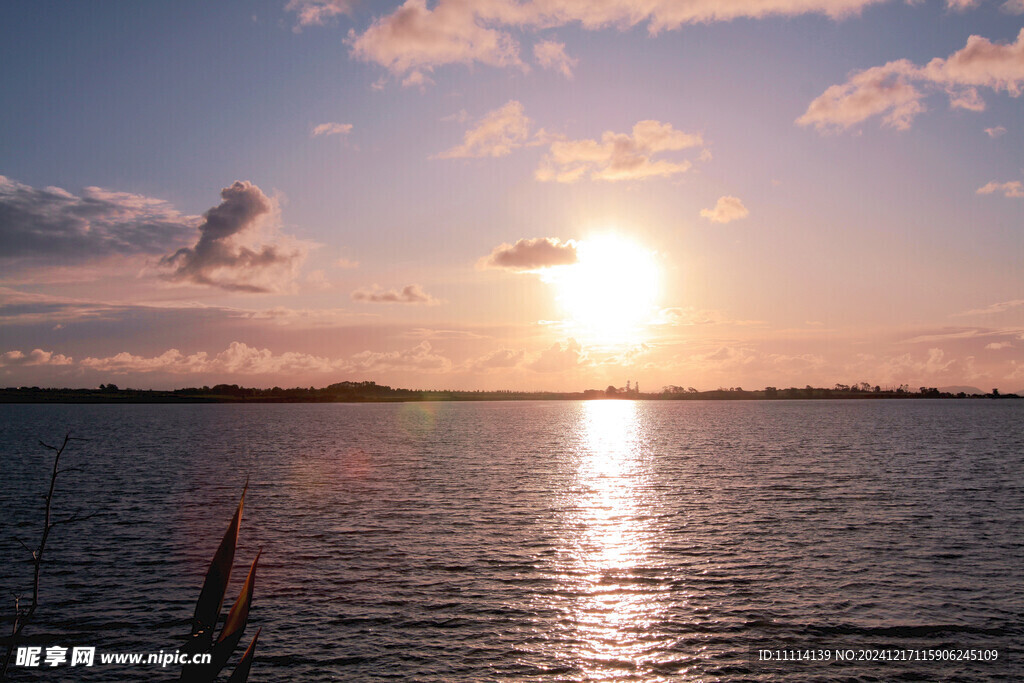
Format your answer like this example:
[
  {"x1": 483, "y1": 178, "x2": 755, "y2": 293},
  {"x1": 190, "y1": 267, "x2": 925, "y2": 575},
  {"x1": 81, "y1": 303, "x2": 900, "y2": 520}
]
[{"x1": 1, "y1": 0, "x2": 1022, "y2": 390}]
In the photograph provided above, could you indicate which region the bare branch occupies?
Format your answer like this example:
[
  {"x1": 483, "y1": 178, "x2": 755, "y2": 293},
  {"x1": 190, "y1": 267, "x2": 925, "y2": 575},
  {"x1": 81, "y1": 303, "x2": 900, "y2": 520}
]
[
  {"x1": 50, "y1": 510, "x2": 102, "y2": 528},
  {"x1": 1, "y1": 432, "x2": 88, "y2": 681}
]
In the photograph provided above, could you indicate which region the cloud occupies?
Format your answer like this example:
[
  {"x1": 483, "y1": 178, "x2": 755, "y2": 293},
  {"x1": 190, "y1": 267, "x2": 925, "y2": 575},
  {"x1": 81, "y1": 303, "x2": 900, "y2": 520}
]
[
  {"x1": 436, "y1": 100, "x2": 532, "y2": 159},
  {"x1": 986, "y1": 341, "x2": 1013, "y2": 350},
  {"x1": 311, "y1": 122, "x2": 353, "y2": 137},
  {"x1": 0, "y1": 348, "x2": 73, "y2": 368},
  {"x1": 0, "y1": 175, "x2": 194, "y2": 262},
  {"x1": 1005, "y1": 0, "x2": 1024, "y2": 13},
  {"x1": 480, "y1": 237, "x2": 577, "y2": 270},
  {"x1": 349, "y1": 340, "x2": 452, "y2": 372},
  {"x1": 953, "y1": 299, "x2": 1024, "y2": 316},
  {"x1": 286, "y1": 0, "x2": 353, "y2": 28},
  {"x1": 351, "y1": 283, "x2": 440, "y2": 304},
  {"x1": 797, "y1": 61, "x2": 925, "y2": 132},
  {"x1": 985, "y1": 125, "x2": 1007, "y2": 137},
  {"x1": 536, "y1": 120, "x2": 702, "y2": 182},
  {"x1": 349, "y1": 0, "x2": 522, "y2": 77},
  {"x1": 533, "y1": 40, "x2": 577, "y2": 78},
  {"x1": 401, "y1": 69, "x2": 434, "y2": 88},
  {"x1": 467, "y1": 348, "x2": 525, "y2": 371},
  {"x1": 650, "y1": 306, "x2": 769, "y2": 329},
  {"x1": 921, "y1": 29, "x2": 1024, "y2": 95},
  {"x1": 700, "y1": 195, "x2": 750, "y2": 223},
  {"x1": 40, "y1": 338, "x2": 453, "y2": 377},
  {"x1": 348, "y1": 0, "x2": 888, "y2": 82},
  {"x1": 799, "y1": 29, "x2": 1024, "y2": 132},
  {"x1": 81, "y1": 341, "x2": 340, "y2": 375},
  {"x1": 977, "y1": 179, "x2": 1024, "y2": 198},
  {"x1": 160, "y1": 181, "x2": 306, "y2": 293},
  {"x1": 528, "y1": 338, "x2": 587, "y2": 372}
]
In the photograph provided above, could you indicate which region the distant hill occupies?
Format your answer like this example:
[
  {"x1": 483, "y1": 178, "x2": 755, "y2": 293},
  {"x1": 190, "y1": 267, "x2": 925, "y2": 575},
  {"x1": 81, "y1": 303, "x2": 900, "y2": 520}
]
[{"x1": 938, "y1": 386, "x2": 984, "y2": 395}]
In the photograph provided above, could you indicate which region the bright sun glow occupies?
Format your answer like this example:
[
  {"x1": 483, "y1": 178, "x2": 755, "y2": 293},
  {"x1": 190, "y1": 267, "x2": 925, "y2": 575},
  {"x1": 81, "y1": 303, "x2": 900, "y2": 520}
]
[{"x1": 548, "y1": 234, "x2": 660, "y2": 345}]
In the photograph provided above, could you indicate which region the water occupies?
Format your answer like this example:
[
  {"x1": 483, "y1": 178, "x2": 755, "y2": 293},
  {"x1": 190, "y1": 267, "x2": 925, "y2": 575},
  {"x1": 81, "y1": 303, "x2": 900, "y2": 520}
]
[{"x1": 0, "y1": 400, "x2": 1022, "y2": 681}]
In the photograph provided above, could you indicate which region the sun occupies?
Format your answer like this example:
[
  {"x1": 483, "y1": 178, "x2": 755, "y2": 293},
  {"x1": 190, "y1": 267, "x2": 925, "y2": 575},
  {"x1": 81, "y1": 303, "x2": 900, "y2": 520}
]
[{"x1": 547, "y1": 234, "x2": 660, "y2": 345}]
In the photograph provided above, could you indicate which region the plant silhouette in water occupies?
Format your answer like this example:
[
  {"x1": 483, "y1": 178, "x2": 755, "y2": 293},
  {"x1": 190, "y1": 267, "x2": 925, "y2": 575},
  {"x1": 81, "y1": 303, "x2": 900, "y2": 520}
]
[
  {"x1": 180, "y1": 483, "x2": 261, "y2": 682},
  {"x1": 1, "y1": 434, "x2": 96, "y2": 681}
]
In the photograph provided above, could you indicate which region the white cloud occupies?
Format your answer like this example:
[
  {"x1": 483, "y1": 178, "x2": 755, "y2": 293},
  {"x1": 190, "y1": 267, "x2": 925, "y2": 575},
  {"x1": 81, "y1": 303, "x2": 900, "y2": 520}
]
[
  {"x1": 348, "y1": 0, "x2": 888, "y2": 83},
  {"x1": 311, "y1": 122, "x2": 353, "y2": 137},
  {"x1": 528, "y1": 338, "x2": 587, "y2": 372},
  {"x1": 986, "y1": 341, "x2": 1013, "y2": 349},
  {"x1": 700, "y1": 195, "x2": 749, "y2": 223},
  {"x1": 977, "y1": 180, "x2": 1024, "y2": 198},
  {"x1": 77, "y1": 340, "x2": 452, "y2": 375},
  {"x1": 349, "y1": 340, "x2": 452, "y2": 372},
  {"x1": 0, "y1": 348, "x2": 73, "y2": 368},
  {"x1": 436, "y1": 100, "x2": 532, "y2": 159},
  {"x1": 533, "y1": 40, "x2": 577, "y2": 78},
  {"x1": 799, "y1": 29, "x2": 1024, "y2": 132},
  {"x1": 797, "y1": 61, "x2": 925, "y2": 132},
  {"x1": 536, "y1": 120, "x2": 702, "y2": 182},
  {"x1": 349, "y1": 0, "x2": 522, "y2": 76},
  {"x1": 480, "y1": 237, "x2": 578, "y2": 270},
  {"x1": 985, "y1": 125, "x2": 1007, "y2": 137},
  {"x1": 81, "y1": 342, "x2": 338, "y2": 375},
  {"x1": 351, "y1": 283, "x2": 441, "y2": 304}
]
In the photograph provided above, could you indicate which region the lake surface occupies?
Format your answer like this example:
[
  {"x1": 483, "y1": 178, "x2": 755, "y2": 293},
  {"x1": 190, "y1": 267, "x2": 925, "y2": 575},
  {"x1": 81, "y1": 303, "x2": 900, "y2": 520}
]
[{"x1": 0, "y1": 400, "x2": 1022, "y2": 681}]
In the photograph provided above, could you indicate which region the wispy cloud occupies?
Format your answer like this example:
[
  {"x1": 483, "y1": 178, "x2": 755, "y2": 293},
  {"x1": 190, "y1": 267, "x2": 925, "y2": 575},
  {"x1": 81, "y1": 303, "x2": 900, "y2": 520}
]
[
  {"x1": 349, "y1": 340, "x2": 452, "y2": 372},
  {"x1": 700, "y1": 196, "x2": 749, "y2": 224},
  {"x1": 952, "y1": 299, "x2": 1024, "y2": 316},
  {"x1": 799, "y1": 29, "x2": 1024, "y2": 132},
  {"x1": 286, "y1": 0, "x2": 353, "y2": 29},
  {"x1": 533, "y1": 40, "x2": 577, "y2": 78},
  {"x1": 480, "y1": 237, "x2": 578, "y2": 270},
  {"x1": 351, "y1": 283, "x2": 440, "y2": 304},
  {"x1": 467, "y1": 348, "x2": 525, "y2": 372},
  {"x1": 985, "y1": 125, "x2": 1007, "y2": 137},
  {"x1": 160, "y1": 181, "x2": 307, "y2": 293},
  {"x1": 311, "y1": 121, "x2": 353, "y2": 137},
  {"x1": 436, "y1": 100, "x2": 532, "y2": 159},
  {"x1": 536, "y1": 120, "x2": 702, "y2": 182}
]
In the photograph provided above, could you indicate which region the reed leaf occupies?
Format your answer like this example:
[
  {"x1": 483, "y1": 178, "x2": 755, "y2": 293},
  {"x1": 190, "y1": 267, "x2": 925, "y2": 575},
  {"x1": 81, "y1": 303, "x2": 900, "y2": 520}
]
[
  {"x1": 225, "y1": 628, "x2": 261, "y2": 683},
  {"x1": 190, "y1": 484, "x2": 246, "y2": 643}
]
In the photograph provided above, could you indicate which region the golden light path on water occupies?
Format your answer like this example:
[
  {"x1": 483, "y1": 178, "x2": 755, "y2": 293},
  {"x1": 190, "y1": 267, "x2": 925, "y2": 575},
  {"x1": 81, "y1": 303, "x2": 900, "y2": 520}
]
[{"x1": 549, "y1": 400, "x2": 692, "y2": 681}]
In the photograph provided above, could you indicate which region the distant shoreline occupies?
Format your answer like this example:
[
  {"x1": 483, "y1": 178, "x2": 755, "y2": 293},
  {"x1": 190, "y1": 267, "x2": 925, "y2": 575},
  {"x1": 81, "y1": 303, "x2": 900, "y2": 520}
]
[{"x1": 1, "y1": 383, "x2": 1017, "y2": 404}]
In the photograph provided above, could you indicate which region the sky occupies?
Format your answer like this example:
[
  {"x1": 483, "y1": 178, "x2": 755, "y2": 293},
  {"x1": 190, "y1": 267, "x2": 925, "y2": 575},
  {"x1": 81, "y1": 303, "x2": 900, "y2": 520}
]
[{"x1": 1, "y1": 0, "x2": 1022, "y2": 392}]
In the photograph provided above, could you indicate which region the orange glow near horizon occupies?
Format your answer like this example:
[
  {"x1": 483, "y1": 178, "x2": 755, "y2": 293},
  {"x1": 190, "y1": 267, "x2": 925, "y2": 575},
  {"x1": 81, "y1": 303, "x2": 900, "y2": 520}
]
[{"x1": 547, "y1": 234, "x2": 661, "y2": 346}]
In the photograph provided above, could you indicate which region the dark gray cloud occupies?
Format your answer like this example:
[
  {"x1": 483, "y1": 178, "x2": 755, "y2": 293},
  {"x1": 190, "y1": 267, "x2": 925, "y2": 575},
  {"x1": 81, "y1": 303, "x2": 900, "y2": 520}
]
[
  {"x1": 480, "y1": 237, "x2": 577, "y2": 270},
  {"x1": 160, "y1": 181, "x2": 305, "y2": 293},
  {"x1": 0, "y1": 175, "x2": 194, "y2": 261}
]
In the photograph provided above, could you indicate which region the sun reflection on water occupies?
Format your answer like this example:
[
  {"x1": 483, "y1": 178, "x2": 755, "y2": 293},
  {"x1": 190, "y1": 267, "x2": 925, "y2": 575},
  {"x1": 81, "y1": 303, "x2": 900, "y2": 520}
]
[{"x1": 552, "y1": 400, "x2": 684, "y2": 681}]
